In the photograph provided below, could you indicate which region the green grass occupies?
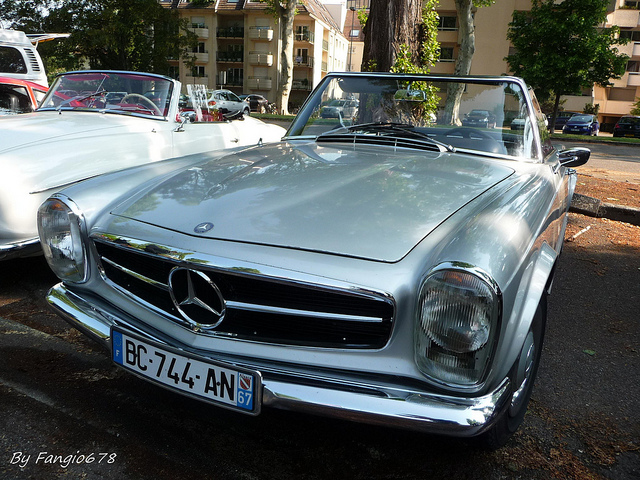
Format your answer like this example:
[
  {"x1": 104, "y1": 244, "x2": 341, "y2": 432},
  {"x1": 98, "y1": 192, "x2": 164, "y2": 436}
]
[{"x1": 252, "y1": 113, "x2": 296, "y2": 122}]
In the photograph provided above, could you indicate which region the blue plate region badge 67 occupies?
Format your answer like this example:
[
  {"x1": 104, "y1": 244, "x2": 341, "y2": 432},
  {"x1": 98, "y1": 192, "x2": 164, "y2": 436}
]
[{"x1": 112, "y1": 327, "x2": 261, "y2": 414}]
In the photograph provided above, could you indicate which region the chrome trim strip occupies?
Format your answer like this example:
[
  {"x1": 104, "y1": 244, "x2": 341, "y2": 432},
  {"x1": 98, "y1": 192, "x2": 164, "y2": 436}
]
[
  {"x1": 46, "y1": 282, "x2": 511, "y2": 436},
  {"x1": 226, "y1": 300, "x2": 384, "y2": 323},
  {"x1": 101, "y1": 256, "x2": 169, "y2": 290}
]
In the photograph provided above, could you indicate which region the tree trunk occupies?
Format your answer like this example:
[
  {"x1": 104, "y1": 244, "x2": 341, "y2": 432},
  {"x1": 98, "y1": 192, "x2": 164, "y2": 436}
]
[
  {"x1": 362, "y1": 0, "x2": 423, "y2": 72},
  {"x1": 549, "y1": 92, "x2": 561, "y2": 132},
  {"x1": 276, "y1": 0, "x2": 296, "y2": 115},
  {"x1": 443, "y1": 0, "x2": 475, "y2": 125}
]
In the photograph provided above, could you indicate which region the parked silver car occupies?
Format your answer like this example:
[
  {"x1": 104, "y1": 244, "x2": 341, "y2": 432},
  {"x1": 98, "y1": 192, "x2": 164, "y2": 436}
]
[{"x1": 38, "y1": 72, "x2": 589, "y2": 448}]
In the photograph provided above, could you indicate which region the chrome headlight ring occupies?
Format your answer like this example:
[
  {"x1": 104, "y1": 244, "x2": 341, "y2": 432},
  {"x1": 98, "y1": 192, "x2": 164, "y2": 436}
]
[
  {"x1": 415, "y1": 262, "x2": 502, "y2": 388},
  {"x1": 37, "y1": 195, "x2": 89, "y2": 283}
]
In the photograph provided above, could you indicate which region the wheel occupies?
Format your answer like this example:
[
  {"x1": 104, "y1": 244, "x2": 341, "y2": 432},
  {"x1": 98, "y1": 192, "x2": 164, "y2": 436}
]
[
  {"x1": 478, "y1": 293, "x2": 547, "y2": 449},
  {"x1": 243, "y1": 107, "x2": 250, "y2": 117},
  {"x1": 121, "y1": 94, "x2": 162, "y2": 116}
]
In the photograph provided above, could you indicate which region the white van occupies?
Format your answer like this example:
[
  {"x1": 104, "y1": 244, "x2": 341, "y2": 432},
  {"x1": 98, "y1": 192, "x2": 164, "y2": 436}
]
[{"x1": 0, "y1": 29, "x2": 49, "y2": 86}]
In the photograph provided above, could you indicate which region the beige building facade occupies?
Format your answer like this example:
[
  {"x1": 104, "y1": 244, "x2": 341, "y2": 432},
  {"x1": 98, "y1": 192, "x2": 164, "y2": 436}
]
[
  {"x1": 597, "y1": 0, "x2": 640, "y2": 127},
  {"x1": 162, "y1": 0, "x2": 349, "y2": 109}
]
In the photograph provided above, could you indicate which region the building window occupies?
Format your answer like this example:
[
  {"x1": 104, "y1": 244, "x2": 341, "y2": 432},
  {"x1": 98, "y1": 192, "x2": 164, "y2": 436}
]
[
  {"x1": 349, "y1": 29, "x2": 360, "y2": 37},
  {"x1": 191, "y1": 65, "x2": 206, "y2": 77},
  {"x1": 628, "y1": 60, "x2": 640, "y2": 72},
  {"x1": 193, "y1": 42, "x2": 206, "y2": 54},
  {"x1": 624, "y1": 1, "x2": 640, "y2": 8},
  {"x1": 438, "y1": 46, "x2": 455, "y2": 62},
  {"x1": 438, "y1": 16, "x2": 457, "y2": 31},
  {"x1": 191, "y1": 17, "x2": 206, "y2": 29},
  {"x1": 169, "y1": 65, "x2": 180, "y2": 79}
]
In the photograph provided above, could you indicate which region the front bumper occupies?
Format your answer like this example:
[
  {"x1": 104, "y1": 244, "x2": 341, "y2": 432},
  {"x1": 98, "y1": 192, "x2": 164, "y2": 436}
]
[
  {"x1": 0, "y1": 237, "x2": 41, "y2": 261},
  {"x1": 47, "y1": 282, "x2": 512, "y2": 437}
]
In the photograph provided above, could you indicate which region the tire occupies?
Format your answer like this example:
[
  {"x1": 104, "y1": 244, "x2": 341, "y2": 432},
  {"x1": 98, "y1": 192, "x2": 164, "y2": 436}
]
[
  {"x1": 478, "y1": 294, "x2": 547, "y2": 449},
  {"x1": 243, "y1": 107, "x2": 250, "y2": 117}
]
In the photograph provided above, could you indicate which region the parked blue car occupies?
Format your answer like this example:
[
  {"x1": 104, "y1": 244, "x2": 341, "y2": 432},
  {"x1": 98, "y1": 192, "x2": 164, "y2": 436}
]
[{"x1": 562, "y1": 114, "x2": 599, "y2": 136}]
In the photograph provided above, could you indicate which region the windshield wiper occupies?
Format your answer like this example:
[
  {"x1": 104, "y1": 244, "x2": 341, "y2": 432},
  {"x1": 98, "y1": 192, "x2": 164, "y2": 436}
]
[
  {"x1": 320, "y1": 122, "x2": 456, "y2": 153},
  {"x1": 55, "y1": 90, "x2": 108, "y2": 112}
]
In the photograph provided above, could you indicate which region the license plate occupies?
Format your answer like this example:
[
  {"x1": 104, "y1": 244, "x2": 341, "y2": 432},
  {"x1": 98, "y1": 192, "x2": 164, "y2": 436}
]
[{"x1": 111, "y1": 328, "x2": 261, "y2": 414}]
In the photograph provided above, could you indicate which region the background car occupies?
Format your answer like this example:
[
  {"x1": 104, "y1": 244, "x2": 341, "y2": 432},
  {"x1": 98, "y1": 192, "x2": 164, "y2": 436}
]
[
  {"x1": 320, "y1": 98, "x2": 359, "y2": 119},
  {"x1": 240, "y1": 94, "x2": 269, "y2": 113},
  {"x1": 552, "y1": 111, "x2": 580, "y2": 130},
  {"x1": 207, "y1": 89, "x2": 250, "y2": 118},
  {"x1": 612, "y1": 115, "x2": 640, "y2": 138},
  {"x1": 0, "y1": 76, "x2": 47, "y2": 114},
  {"x1": 562, "y1": 114, "x2": 599, "y2": 135},
  {"x1": 39, "y1": 72, "x2": 590, "y2": 450},
  {"x1": 0, "y1": 70, "x2": 285, "y2": 261},
  {"x1": 461, "y1": 109, "x2": 496, "y2": 128}
]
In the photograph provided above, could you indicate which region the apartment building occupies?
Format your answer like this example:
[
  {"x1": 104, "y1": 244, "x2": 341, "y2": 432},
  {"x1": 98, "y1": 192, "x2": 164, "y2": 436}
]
[
  {"x1": 161, "y1": 0, "x2": 349, "y2": 110},
  {"x1": 596, "y1": 0, "x2": 640, "y2": 127}
]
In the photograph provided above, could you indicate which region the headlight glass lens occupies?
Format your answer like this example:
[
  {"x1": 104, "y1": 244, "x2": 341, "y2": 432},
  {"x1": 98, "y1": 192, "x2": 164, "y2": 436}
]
[
  {"x1": 37, "y1": 198, "x2": 87, "y2": 283},
  {"x1": 416, "y1": 268, "x2": 500, "y2": 386}
]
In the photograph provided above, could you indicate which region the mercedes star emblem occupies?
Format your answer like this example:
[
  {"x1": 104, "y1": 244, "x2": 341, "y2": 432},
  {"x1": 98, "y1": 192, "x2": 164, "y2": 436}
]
[{"x1": 168, "y1": 267, "x2": 226, "y2": 331}]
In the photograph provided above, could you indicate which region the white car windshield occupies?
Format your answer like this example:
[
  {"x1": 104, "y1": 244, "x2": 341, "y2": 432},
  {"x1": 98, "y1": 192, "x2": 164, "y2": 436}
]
[
  {"x1": 39, "y1": 71, "x2": 174, "y2": 118},
  {"x1": 287, "y1": 74, "x2": 552, "y2": 161}
]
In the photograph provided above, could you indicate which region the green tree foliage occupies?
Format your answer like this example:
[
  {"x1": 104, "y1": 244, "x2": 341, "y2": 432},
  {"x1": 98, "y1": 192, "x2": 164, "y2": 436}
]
[
  {"x1": 630, "y1": 98, "x2": 640, "y2": 116},
  {"x1": 1, "y1": 0, "x2": 197, "y2": 79},
  {"x1": 506, "y1": 0, "x2": 628, "y2": 130}
]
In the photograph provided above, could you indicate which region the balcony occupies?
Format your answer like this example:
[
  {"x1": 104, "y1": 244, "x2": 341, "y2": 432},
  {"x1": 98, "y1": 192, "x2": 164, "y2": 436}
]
[
  {"x1": 608, "y1": 8, "x2": 640, "y2": 28},
  {"x1": 322, "y1": 39, "x2": 329, "y2": 51},
  {"x1": 247, "y1": 76, "x2": 272, "y2": 90},
  {"x1": 294, "y1": 57, "x2": 314, "y2": 68},
  {"x1": 249, "y1": 26, "x2": 273, "y2": 41},
  {"x1": 190, "y1": 26, "x2": 209, "y2": 39},
  {"x1": 634, "y1": 42, "x2": 640, "y2": 57},
  {"x1": 321, "y1": 61, "x2": 328, "y2": 72},
  {"x1": 295, "y1": 31, "x2": 314, "y2": 43},
  {"x1": 629, "y1": 71, "x2": 640, "y2": 86},
  {"x1": 217, "y1": 27, "x2": 244, "y2": 38},
  {"x1": 292, "y1": 79, "x2": 311, "y2": 91},
  {"x1": 185, "y1": 75, "x2": 209, "y2": 85},
  {"x1": 216, "y1": 51, "x2": 244, "y2": 63},
  {"x1": 248, "y1": 52, "x2": 273, "y2": 66},
  {"x1": 193, "y1": 52, "x2": 209, "y2": 63}
]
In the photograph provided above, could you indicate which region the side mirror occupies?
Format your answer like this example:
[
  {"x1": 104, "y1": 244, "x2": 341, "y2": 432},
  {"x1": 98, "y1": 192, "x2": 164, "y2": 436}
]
[
  {"x1": 175, "y1": 111, "x2": 196, "y2": 132},
  {"x1": 558, "y1": 147, "x2": 590, "y2": 168}
]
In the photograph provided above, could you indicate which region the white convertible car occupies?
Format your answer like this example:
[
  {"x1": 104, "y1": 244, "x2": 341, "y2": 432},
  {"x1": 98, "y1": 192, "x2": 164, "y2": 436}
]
[{"x1": 0, "y1": 70, "x2": 285, "y2": 260}]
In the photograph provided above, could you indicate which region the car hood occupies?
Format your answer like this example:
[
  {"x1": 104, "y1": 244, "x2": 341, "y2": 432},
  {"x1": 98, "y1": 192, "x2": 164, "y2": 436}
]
[
  {"x1": 0, "y1": 111, "x2": 154, "y2": 155},
  {"x1": 112, "y1": 142, "x2": 514, "y2": 262}
]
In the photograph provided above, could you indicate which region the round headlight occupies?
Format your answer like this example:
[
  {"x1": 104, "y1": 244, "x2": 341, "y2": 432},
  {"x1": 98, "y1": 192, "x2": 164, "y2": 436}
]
[
  {"x1": 416, "y1": 266, "x2": 501, "y2": 387},
  {"x1": 37, "y1": 197, "x2": 88, "y2": 283}
]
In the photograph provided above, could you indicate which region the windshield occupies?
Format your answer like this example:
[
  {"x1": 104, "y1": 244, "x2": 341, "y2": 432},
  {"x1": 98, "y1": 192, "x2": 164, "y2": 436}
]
[
  {"x1": 569, "y1": 115, "x2": 593, "y2": 123},
  {"x1": 39, "y1": 71, "x2": 174, "y2": 118},
  {"x1": 287, "y1": 74, "x2": 549, "y2": 161}
]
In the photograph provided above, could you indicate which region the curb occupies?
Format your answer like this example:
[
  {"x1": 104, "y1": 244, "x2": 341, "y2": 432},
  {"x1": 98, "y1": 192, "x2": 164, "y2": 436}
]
[{"x1": 570, "y1": 193, "x2": 640, "y2": 226}]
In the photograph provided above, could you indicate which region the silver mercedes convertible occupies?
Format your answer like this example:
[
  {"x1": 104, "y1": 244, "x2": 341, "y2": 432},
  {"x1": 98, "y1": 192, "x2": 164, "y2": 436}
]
[{"x1": 38, "y1": 72, "x2": 589, "y2": 448}]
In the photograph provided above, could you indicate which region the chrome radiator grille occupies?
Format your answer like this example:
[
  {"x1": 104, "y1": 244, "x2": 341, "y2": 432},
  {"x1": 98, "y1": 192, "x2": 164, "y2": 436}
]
[{"x1": 94, "y1": 240, "x2": 394, "y2": 349}]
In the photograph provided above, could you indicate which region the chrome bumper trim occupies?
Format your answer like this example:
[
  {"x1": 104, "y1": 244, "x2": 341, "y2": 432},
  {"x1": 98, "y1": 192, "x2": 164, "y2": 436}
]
[
  {"x1": 0, "y1": 237, "x2": 41, "y2": 261},
  {"x1": 47, "y1": 282, "x2": 511, "y2": 437}
]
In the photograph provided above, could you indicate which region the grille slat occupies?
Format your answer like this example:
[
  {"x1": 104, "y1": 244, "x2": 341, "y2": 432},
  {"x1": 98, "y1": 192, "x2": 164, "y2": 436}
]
[{"x1": 95, "y1": 240, "x2": 393, "y2": 349}]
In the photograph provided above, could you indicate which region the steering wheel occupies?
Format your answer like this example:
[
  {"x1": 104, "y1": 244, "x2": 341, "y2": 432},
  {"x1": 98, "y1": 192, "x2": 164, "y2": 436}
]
[
  {"x1": 445, "y1": 126, "x2": 495, "y2": 140},
  {"x1": 122, "y1": 94, "x2": 162, "y2": 116}
]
